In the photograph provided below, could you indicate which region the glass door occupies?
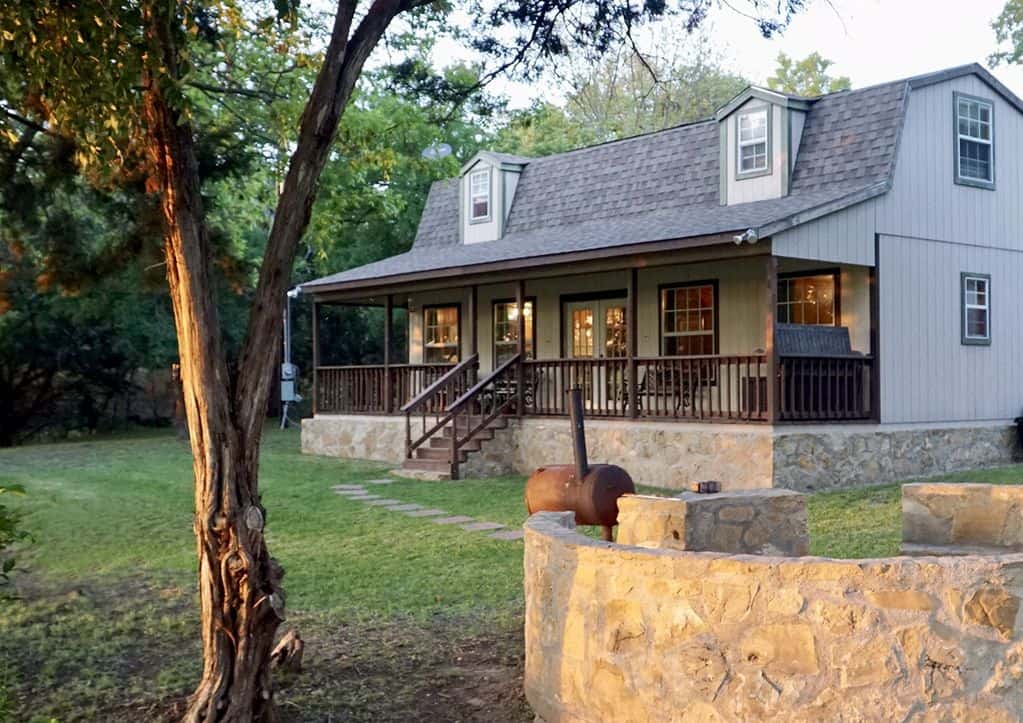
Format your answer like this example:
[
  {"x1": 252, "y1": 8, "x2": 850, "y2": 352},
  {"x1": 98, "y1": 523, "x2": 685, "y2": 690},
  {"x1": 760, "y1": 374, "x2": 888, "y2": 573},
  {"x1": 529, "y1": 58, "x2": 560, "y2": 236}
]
[{"x1": 563, "y1": 298, "x2": 627, "y2": 411}]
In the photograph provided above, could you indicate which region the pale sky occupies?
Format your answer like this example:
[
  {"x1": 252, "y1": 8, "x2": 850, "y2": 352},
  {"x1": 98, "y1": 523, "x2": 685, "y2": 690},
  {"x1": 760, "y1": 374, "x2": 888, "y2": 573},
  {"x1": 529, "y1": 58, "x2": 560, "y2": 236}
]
[{"x1": 430, "y1": 0, "x2": 1023, "y2": 109}]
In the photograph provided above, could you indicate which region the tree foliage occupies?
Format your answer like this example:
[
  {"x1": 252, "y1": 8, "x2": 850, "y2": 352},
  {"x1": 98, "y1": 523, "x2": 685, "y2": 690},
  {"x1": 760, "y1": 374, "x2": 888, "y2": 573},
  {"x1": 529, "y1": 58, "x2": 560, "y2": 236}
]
[
  {"x1": 767, "y1": 51, "x2": 851, "y2": 96},
  {"x1": 991, "y1": 0, "x2": 1023, "y2": 67}
]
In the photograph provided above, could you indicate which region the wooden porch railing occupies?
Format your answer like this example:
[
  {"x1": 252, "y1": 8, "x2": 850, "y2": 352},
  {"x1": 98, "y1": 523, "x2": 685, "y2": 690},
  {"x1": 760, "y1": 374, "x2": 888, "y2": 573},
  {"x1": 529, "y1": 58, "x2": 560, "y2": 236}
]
[
  {"x1": 778, "y1": 354, "x2": 874, "y2": 421},
  {"x1": 402, "y1": 354, "x2": 479, "y2": 459},
  {"x1": 523, "y1": 355, "x2": 769, "y2": 421},
  {"x1": 316, "y1": 352, "x2": 875, "y2": 423},
  {"x1": 315, "y1": 363, "x2": 455, "y2": 415}
]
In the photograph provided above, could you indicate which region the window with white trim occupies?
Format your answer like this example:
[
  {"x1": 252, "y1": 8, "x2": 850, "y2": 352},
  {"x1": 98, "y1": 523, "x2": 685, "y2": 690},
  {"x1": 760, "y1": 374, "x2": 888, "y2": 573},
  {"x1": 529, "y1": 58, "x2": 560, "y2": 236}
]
[
  {"x1": 661, "y1": 284, "x2": 716, "y2": 356},
  {"x1": 469, "y1": 169, "x2": 490, "y2": 221},
  {"x1": 737, "y1": 108, "x2": 769, "y2": 175},
  {"x1": 961, "y1": 273, "x2": 991, "y2": 345},
  {"x1": 956, "y1": 95, "x2": 994, "y2": 187}
]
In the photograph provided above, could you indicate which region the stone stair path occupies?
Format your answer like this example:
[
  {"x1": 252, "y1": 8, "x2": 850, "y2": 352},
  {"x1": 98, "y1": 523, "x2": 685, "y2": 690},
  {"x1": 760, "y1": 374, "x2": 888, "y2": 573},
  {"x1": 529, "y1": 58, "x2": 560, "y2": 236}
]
[{"x1": 332, "y1": 480, "x2": 524, "y2": 542}]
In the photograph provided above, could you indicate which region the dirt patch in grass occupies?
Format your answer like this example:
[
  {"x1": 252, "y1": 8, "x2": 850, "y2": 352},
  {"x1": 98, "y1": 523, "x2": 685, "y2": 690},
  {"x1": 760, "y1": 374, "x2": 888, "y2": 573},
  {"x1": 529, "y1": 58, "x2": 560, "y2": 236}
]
[{"x1": 0, "y1": 577, "x2": 530, "y2": 723}]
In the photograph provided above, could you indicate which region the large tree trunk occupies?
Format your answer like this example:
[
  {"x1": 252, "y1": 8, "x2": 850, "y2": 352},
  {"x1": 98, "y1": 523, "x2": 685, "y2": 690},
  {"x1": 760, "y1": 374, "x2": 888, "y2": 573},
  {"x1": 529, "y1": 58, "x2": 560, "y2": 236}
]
[
  {"x1": 140, "y1": 1, "x2": 414, "y2": 719},
  {"x1": 142, "y1": 6, "x2": 284, "y2": 722}
]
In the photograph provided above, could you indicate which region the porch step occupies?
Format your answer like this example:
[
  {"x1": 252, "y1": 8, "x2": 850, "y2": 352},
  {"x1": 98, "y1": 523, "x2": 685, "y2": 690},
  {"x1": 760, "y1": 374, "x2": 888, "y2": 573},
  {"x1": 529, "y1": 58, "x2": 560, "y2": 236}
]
[
  {"x1": 400, "y1": 458, "x2": 454, "y2": 480},
  {"x1": 414, "y1": 447, "x2": 469, "y2": 463},
  {"x1": 402, "y1": 416, "x2": 507, "y2": 480}
]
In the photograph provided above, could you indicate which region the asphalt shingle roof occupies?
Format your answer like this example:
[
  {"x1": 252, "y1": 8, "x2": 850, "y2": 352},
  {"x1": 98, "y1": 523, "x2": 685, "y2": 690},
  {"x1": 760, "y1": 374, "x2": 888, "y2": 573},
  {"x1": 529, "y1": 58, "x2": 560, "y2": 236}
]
[{"x1": 301, "y1": 64, "x2": 1012, "y2": 293}]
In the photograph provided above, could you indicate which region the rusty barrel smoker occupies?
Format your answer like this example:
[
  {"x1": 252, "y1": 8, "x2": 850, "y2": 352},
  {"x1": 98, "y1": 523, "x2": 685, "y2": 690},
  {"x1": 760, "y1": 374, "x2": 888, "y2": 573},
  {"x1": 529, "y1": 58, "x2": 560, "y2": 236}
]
[{"x1": 525, "y1": 387, "x2": 636, "y2": 540}]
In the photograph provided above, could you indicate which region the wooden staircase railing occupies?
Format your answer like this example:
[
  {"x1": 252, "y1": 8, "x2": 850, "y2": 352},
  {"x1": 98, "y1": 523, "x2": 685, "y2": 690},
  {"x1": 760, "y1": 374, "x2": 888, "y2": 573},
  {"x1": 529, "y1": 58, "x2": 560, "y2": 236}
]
[
  {"x1": 441, "y1": 354, "x2": 521, "y2": 480},
  {"x1": 402, "y1": 354, "x2": 478, "y2": 459}
]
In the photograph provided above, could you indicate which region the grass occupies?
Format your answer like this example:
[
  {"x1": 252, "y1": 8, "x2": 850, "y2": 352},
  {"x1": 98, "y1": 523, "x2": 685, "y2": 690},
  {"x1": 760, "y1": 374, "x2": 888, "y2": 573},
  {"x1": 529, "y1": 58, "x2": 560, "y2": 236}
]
[{"x1": 1, "y1": 427, "x2": 1022, "y2": 721}]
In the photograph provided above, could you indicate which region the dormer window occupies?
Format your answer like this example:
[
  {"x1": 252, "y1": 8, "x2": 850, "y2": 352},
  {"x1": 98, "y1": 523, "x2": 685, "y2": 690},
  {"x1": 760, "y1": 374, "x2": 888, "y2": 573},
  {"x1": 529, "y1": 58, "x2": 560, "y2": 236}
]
[
  {"x1": 469, "y1": 169, "x2": 491, "y2": 222},
  {"x1": 737, "y1": 108, "x2": 769, "y2": 176},
  {"x1": 955, "y1": 93, "x2": 994, "y2": 189}
]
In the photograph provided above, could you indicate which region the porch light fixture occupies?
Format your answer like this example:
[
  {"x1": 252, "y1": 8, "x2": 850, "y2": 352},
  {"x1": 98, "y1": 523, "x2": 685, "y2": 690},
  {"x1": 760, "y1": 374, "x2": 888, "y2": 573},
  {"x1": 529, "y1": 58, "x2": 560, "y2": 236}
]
[{"x1": 733, "y1": 228, "x2": 759, "y2": 245}]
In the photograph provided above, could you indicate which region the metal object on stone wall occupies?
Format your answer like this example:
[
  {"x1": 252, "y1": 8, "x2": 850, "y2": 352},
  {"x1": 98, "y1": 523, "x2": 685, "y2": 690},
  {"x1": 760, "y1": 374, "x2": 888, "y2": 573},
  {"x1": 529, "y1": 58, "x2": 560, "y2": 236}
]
[{"x1": 525, "y1": 387, "x2": 636, "y2": 541}]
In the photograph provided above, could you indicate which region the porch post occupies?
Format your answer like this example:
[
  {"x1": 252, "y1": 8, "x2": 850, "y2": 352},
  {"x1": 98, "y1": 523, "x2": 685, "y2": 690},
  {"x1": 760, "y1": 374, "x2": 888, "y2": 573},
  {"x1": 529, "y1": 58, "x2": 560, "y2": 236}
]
[
  {"x1": 627, "y1": 267, "x2": 638, "y2": 418},
  {"x1": 383, "y1": 294, "x2": 393, "y2": 414},
  {"x1": 765, "y1": 256, "x2": 778, "y2": 423},
  {"x1": 870, "y1": 234, "x2": 881, "y2": 421},
  {"x1": 516, "y1": 279, "x2": 526, "y2": 418},
  {"x1": 469, "y1": 284, "x2": 478, "y2": 384},
  {"x1": 312, "y1": 299, "x2": 320, "y2": 416}
]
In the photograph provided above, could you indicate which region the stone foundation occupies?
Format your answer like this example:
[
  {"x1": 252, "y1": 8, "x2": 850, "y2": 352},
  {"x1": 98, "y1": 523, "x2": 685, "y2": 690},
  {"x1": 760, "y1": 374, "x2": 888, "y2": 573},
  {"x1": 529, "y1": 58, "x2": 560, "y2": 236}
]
[
  {"x1": 302, "y1": 414, "x2": 1018, "y2": 490},
  {"x1": 774, "y1": 422, "x2": 1017, "y2": 492},
  {"x1": 301, "y1": 414, "x2": 406, "y2": 464},
  {"x1": 525, "y1": 501, "x2": 1023, "y2": 722}
]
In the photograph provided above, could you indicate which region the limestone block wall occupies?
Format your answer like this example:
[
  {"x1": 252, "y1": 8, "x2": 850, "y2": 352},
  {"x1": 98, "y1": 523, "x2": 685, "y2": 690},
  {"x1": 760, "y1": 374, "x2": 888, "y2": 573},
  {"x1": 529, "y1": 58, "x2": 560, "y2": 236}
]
[
  {"x1": 525, "y1": 510, "x2": 1023, "y2": 723},
  {"x1": 508, "y1": 418, "x2": 774, "y2": 490},
  {"x1": 616, "y1": 491, "x2": 809, "y2": 556},
  {"x1": 773, "y1": 423, "x2": 1017, "y2": 492},
  {"x1": 302, "y1": 414, "x2": 1017, "y2": 492},
  {"x1": 904, "y1": 483, "x2": 1023, "y2": 552},
  {"x1": 301, "y1": 414, "x2": 406, "y2": 464}
]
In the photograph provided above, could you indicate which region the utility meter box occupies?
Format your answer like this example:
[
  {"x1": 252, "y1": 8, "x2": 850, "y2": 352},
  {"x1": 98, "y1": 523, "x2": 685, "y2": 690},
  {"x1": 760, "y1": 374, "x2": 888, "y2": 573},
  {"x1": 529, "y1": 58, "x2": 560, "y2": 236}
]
[{"x1": 281, "y1": 363, "x2": 300, "y2": 403}]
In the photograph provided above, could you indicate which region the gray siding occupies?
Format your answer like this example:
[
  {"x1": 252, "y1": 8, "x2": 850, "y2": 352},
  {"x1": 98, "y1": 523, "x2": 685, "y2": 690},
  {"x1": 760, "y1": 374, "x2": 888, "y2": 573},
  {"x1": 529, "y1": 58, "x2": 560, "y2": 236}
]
[
  {"x1": 879, "y1": 234, "x2": 1023, "y2": 424},
  {"x1": 775, "y1": 73, "x2": 1023, "y2": 425}
]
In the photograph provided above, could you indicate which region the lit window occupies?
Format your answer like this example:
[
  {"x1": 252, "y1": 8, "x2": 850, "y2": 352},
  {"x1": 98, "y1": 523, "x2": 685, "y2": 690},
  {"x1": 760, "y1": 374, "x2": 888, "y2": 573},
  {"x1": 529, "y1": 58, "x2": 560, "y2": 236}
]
[
  {"x1": 955, "y1": 94, "x2": 994, "y2": 187},
  {"x1": 778, "y1": 274, "x2": 837, "y2": 326},
  {"x1": 469, "y1": 169, "x2": 490, "y2": 220},
  {"x1": 962, "y1": 273, "x2": 991, "y2": 345},
  {"x1": 738, "y1": 108, "x2": 769, "y2": 175},
  {"x1": 493, "y1": 300, "x2": 534, "y2": 364},
  {"x1": 661, "y1": 284, "x2": 716, "y2": 356},
  {"x1": 424, "y1": 305, "x2": 460, "y2": 363}
]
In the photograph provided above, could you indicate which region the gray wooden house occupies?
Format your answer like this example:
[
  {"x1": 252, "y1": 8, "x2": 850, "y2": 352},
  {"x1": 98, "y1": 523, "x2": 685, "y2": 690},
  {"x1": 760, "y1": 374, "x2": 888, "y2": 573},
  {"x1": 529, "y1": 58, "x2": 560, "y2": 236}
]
[{"x1": 300, "y1": 63, "x2": 1023, "y2": 490}]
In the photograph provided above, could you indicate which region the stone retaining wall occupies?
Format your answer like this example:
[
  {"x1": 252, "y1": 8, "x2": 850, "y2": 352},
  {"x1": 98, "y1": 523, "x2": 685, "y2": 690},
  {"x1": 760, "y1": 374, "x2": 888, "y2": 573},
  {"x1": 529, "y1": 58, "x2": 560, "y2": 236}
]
[
  {"x1": 616, "y1": 490, "x2": 808, "y2": 556},
  {"x1": 525, "y1": 510, "x2": 1023, "y2": 723},
  {"x1": 903, "y1": 483, "x2": 1023, "y2": 552}
]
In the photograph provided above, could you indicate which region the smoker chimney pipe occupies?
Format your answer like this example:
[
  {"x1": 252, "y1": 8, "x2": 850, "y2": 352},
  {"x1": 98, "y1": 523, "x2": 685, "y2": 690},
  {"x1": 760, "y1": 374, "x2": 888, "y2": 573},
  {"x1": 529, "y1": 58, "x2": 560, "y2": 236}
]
[{"x1": 568, "y1": 387, "x2": 589, "y2": 481}]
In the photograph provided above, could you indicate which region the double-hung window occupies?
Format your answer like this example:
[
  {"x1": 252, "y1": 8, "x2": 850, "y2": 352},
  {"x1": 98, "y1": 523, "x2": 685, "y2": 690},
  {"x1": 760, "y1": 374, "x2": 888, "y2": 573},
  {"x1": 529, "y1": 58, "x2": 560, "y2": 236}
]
[
  {"x1": 961, "y1": 273, "x2": 991, "y2": 345},
  {"x1": 424, "y1": 305, "x2": 460, "y2": 363},
  {"x1": 493, "y1": 300, "x2": 534, "y2": 364},
  {"x1": 955, "y1": 94, "x2": 994, "y2": 188},
  {"x1": 661, "y1": 283, "x2": 717, "y2": 356},
  {"x1": 469, "y1": 169, "x2": 491, "y2": 221},
  {"x1": 737, "y1": 108, "x2": 769, "y2": 176}
]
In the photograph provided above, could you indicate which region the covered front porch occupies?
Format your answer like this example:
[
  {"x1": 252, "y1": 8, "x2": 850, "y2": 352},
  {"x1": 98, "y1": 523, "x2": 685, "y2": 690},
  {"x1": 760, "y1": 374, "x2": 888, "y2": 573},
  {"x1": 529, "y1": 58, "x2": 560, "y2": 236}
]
[{"x1": 308, "y1": 247, "x2": 878, "y2": 427}]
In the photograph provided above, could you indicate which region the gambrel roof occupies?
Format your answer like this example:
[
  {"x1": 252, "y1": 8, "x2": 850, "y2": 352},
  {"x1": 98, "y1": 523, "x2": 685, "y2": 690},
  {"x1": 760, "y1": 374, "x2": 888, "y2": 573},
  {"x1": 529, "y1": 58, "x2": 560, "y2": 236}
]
[{"x1": 302, "y1": 64, "x2": 1018, "y2": 294}]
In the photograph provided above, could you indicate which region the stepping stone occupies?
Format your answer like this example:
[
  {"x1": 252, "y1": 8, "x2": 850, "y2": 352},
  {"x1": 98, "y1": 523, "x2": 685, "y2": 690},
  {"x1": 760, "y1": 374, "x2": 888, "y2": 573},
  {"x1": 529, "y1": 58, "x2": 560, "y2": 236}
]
[
  {"x1": 430, "y1": 515, "x2": 475, "y2": 525},
  {"x1": 365, "y1": 478, "x2": 395, "y2": 485},
  {"x1": 334, "y1": 489, "x2": 369, "y2": 496},
  {"x1": 332, "y1": 485, "x2": 365, "y2": 491},
  {"x1": 348, "y1": 494, "x2": 381, "y2": 501},
  {"x1": 385, "y1": 503, "x2": 424, "y2": 512},
  {"x1": 489, "y1": 530, "x2": 525, "y2": 541},
  {"x1": 364, "y1": 499, "x2": 403, "y2": 506},
  {"x1": 404, "y1": 508, "x2": 447, "y2": 517},
  {"x1": 461, "y1": 521, "x2": 505, "y2": 532}
]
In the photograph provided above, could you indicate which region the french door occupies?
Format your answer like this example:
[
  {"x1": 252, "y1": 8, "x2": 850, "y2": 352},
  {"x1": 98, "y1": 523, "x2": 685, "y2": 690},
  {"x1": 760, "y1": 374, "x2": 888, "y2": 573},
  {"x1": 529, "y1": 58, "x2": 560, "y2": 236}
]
[{"x1": 563, "y1": 298, "x2": 628, "y2": 411}]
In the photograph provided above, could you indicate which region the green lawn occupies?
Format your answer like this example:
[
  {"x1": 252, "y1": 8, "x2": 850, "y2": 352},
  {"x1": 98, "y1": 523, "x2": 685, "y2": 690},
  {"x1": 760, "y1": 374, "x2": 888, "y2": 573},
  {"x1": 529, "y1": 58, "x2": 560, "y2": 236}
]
[{"x1": 1, "y1": 427, "x2": 1022, "y2": 721}]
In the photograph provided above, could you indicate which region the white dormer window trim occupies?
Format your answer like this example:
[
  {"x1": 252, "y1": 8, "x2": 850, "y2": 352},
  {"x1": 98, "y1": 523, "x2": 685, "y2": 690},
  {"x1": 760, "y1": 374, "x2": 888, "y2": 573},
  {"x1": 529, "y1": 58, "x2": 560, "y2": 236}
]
[
  {"x1": 737, "y1": 107, "x2": 771, "y2": 179},
  {"x1": 469, "y1": 168, "x2": 492, "y2": 223}
]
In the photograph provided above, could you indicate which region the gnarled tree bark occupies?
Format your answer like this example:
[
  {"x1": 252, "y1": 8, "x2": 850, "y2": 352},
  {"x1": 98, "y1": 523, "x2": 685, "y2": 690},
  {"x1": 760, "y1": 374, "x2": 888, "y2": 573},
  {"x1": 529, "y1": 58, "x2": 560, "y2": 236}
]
[{"x1": 140, "y1": 1, "x2": 427, "y2": 720}]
